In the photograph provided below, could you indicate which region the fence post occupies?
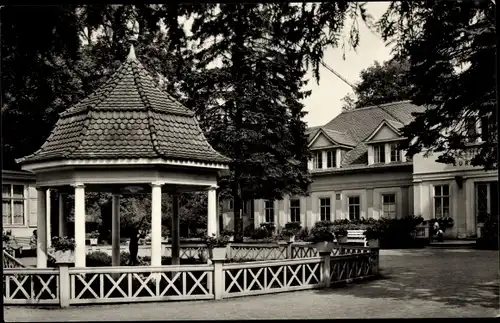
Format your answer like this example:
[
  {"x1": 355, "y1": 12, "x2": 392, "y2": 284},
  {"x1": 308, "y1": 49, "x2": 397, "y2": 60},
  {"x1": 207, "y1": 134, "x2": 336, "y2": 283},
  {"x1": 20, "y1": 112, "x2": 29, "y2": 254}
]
[
  {"x1": 319, "y1": 251, "x2": 331, "y2": 288},
  {"x1": 370, "y1": 248, "x2": 380, "y2": 276},
  {"x1": 212, "y1": 256, "x2": 226, "y2": 300},
  {"x1": 57, "y1": 262, "x2": 71, "y2": 308},
  {"x1": 226, "y1": 243, "x2": 232, "y2": 260},
  {"x1": 286, "y1": 242, "x2": 293, "y2": 259}
]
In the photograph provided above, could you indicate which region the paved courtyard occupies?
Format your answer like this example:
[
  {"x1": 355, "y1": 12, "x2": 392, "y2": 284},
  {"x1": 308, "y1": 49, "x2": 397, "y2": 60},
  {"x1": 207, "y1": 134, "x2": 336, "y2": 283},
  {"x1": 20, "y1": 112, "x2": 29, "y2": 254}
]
[{"x1": 4, "y1": 248, "x2": 499, "y2": 321}]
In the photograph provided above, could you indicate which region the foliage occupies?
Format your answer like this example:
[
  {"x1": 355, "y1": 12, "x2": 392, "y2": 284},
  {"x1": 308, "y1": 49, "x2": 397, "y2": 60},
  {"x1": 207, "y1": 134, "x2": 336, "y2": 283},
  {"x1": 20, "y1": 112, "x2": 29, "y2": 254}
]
[
  {"x1": 333, "y1": 225, "x2": 348, "y2": 237},
  {"x1": 2, "y1": 230, "x2": 20, "y2": 252},
  {"x1": 478, "y1": 214, "x2": 498, "y2": 249},
  {"x1": 248, "y1": 227, "x2": 273, "y2": 240},
  {"x1": 89, "y1": 230, "x2": 100, "y2": 239},
  {"x1": 86, "y1": 251, "x2": 112, "y2": 267},
  {"x1": 51, "y1": 236, "x2": 76, "y2": 252},
  {"x1": 188, "y1": 3, "x2": 373, "y2": 237},
  {"x1": 364, "y1": 225, "x2": 382, "y2": 240},
  {"x1": 341, "y1": 58, "x2": 413, "y2": 111},
  {"x1": 260, "y1": 222, "x2": 276, "y2": 234},
  {"x1": 280, "y1": 222, "x2": 302, "y2": 239},
  {"x1": 221, "y1": 229, "x2": 235, "y2": 237},
  {"x1": 377, "y1": 0, "x2": 497, "y2": 170},
  {"x1": 308, "y1": 226, "x2": 335, "y2": 243},
  {"x1": 203, "y1": 234, "x2": 230, "y2": 248},
  {"x1": 3, "y1": 230, "x2": 12, "y2": 243},
  {"x1": 295, "y1": 227, "x2": 310, "y2": 242},
  {"x1": 284, "y1": 222, "x2": 302, "y2": 232},
  {"x1": 375, "y1": 215, "x2": 424, "y2": 248}
]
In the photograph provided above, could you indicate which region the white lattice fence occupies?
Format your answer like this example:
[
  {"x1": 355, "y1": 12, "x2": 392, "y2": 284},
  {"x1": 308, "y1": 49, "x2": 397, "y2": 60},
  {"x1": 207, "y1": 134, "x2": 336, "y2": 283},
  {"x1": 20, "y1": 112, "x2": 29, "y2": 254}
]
[
  {"x1": 229, "y1": 244, "x2": 287, "y2": 261},
  {"x1": 222, "y1": 258, "x2": 323, "y2": 297},
  {"x1": 162, "y1": 244, "x2": 208, "y2": 259},
  {"x1": 337, "y1": 246, "x2": 372, "y2": 255},
  {"x1": 3, "y1": 268, "x2": 60, "y2": 304},
  {"x1": 291, "y1": 245, "x2": 318, "y2": 258},
  {"x1": 68, "y1": 265, "x2": 214, "y2": 304},
  {"x1": 330, "y1": 252, "x2": 378, "y2": 283}
]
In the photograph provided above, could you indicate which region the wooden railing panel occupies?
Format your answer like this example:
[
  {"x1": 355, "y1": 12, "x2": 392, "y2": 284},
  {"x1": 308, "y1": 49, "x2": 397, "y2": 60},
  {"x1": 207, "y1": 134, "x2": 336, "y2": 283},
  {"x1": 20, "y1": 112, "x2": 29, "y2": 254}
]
[
  {"x1": 329, "y1": 252, "x2": 378, "y2": 283},
  {"x1": 67, "y1": 265, "x2": 214, "y2": 304},
  {"x1": 3, "y1": 268, "x2": 60, "y2": 304},
  {"x1": 222, "y1": 258, "x2": 323, "y2": 298}
]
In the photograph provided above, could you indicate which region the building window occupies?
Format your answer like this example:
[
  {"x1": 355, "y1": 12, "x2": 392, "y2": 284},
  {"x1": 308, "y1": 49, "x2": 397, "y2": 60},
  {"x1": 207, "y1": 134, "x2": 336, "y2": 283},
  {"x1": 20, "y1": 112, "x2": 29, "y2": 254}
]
[
  {"x1": 348, "y1": 196, "x2": 360, "y2": 220},
  {"x1": 434, "y1": 185, "x2": 450, "y2": 218},
  {"x1": 313, "y1": 151, "x2": 322, "y2": 169},
  {"x1": 290, "y1": 199, "x2": 300, "y2": 222},
  {"x1": 465, "y1": 117, "x2": 477, "y2": 142},
  {"x1": 265, "y1": 200, "x2": 275, "y2": 223},
  {"x1": 326, "y1": 150, "x2": 336, "y2": 168},
  {"x1": 390, "y1": 143, "x2": 400, "y2": 162},
  {"x1": 319, "y1": 198, "x2": 331, "y2": 221},
  {"x1": 374, "y1": 144, "x2": 385, "y2": 163},
  {"x1": 382, "y1": 194, "x2": 396, "y2": 218},
  {"x1": 2, "y1": 184, "x2": 25, "y2": 226}
]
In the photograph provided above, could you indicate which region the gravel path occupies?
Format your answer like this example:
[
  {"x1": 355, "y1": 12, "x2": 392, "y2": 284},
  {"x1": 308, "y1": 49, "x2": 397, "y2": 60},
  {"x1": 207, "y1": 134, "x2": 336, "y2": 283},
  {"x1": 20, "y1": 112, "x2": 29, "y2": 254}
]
[{"x1": 4, "y1": 248, "x2": 499, "y2": 321}]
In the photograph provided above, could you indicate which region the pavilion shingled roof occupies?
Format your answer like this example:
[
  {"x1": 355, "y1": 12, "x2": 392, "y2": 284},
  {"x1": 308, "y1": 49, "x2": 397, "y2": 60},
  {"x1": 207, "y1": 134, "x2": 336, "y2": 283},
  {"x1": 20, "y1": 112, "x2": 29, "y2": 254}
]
[{"x1": 16, "y1": 45, "x2": 231, "y2": 166}]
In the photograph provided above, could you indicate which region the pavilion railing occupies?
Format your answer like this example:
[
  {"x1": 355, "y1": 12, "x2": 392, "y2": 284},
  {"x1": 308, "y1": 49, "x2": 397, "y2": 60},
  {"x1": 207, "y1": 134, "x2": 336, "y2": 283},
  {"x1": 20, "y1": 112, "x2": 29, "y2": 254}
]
[
  {"x1": 84, "y1": 242, "x2": 373, "y2": 262},
  {"x1": 3, "y1": 247, "x2": 379, "y2": 307},
  {"x1": 3, "y1": 250, "x2": 28, "y2": 269}
]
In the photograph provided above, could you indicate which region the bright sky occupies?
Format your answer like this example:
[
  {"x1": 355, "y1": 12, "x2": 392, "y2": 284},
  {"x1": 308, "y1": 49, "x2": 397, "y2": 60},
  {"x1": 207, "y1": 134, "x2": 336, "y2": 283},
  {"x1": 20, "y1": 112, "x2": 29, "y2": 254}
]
[{"x1": 302, "y1": 2, "x2": 393, "y2": 127}]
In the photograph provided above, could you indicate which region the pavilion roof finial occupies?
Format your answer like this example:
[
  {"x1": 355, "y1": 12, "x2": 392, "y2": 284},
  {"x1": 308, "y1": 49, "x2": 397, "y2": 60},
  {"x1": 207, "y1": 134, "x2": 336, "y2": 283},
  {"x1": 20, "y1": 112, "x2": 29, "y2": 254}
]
[{"x1": 127, "y1": 43, "x2": 137, "y2": 62}]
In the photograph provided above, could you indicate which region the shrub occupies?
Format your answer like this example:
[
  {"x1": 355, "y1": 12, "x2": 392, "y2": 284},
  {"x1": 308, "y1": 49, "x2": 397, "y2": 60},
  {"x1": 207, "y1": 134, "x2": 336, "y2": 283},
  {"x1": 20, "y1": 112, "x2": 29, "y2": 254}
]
[
  {"x1": 86, "y1": 251, "x2": 112, "y2": 267},
  {"x1": 260, "y1": 222, "x2": 276, "y2": 234},
  {"x1": 364, "y1": 225, "x2": 382, "y2": 240},
  {"x1": 89, "y1": 230, "x2": 100, "y2": 239},
  {"x1": 309, "y1": 226, "x2": 335, "y2": 243},
  {"x1": 249, "y1": 227, "x2": 273, "y2": 240},
  {"x1": 333, "y1": 225, "x2": 348, "y2": 237},
  {"x1": 376, "y1": 215, "x2": 424, "y2": 248},
  {"x1": 295, "y1": 227, "x2": 310, "y2": 241},
  {"x1": 314, "y1": 220, "x2": 334, "y2": 229},
  {"x1": 478, "y1": 214, "x2": 499, "y2": 249},
  {"x1": 243, "y1": 224, "x2": 255, "y2": 237},
  {"x1": 284, "y1": 222, "x2": 302, "y2": 231}
]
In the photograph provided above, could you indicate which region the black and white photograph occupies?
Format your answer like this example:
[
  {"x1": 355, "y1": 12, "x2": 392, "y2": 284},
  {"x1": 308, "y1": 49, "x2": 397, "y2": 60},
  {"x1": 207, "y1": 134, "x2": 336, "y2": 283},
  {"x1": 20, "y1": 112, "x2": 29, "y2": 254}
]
[{"x1": 1, "y1": 1, "x2": 498, "y2": 320}]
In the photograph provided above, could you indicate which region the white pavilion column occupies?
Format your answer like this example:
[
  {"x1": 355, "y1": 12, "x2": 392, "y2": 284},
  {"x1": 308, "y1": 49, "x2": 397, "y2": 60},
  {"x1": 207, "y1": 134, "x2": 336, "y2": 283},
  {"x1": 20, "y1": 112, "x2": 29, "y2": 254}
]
[
  {"x1": 73, "y1": 184, "x2": 86, "y2": 268},
  {"x1": 171, "y1": 193, "x2": 180, "y2": 266},
  {"x1": 150, "y1": 183, "x2": 163, "y2": 267},
  {"x1": 58, "y1": 193, "x2": 67, "y2": 237},
  {"x1": 46, "y1": 189, "x2": 51, "y2": 248},
  {"x1": 111, "y1": 194, "x2": 121, "y2": 267},
  {"x1": 207, "y1": 186, "x2": 218, "y2": 237},
  {"x1": 36, "y1": 187, "x2": 48, "y2": 268}
]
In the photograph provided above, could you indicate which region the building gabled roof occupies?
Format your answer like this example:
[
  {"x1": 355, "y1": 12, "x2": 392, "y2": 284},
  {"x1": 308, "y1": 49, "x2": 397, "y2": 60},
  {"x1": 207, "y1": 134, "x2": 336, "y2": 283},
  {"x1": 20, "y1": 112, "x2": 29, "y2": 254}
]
[
  {"x1": 308, "y1": 100, "x2": 426, "y2": 167},
  {"x1": 308, "y1": 127, "x2": 357, "y2": 148},
  {"x1": 16, "y1": 45, "x2": 231, "y2": 166},
  {"x1": 364, "y1": 118, "x2": 405, "y2": 142}
]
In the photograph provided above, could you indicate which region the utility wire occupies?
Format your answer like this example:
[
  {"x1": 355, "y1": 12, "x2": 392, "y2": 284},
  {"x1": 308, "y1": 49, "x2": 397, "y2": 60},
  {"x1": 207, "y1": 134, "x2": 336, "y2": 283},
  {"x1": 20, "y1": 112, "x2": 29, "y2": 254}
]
[{"x1": 320, "y1": 60, "x2": 403, "y2": 123}]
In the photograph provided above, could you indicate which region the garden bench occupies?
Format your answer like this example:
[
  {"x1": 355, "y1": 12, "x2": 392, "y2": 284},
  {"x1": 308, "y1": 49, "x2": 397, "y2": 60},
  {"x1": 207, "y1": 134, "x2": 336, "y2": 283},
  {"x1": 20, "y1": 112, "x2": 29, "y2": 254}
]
[{"x1": 346, "y1": 230, "x2": 367, "y2": 247}]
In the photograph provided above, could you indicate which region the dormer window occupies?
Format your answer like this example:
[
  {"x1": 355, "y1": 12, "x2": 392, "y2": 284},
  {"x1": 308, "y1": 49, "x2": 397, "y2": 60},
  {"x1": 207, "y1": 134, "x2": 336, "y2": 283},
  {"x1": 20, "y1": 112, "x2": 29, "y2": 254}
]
[
  {"x1": 313, "y1": 151, "x2": 322, "y2": 169},
  {"x1": 390, "y1": 143, "x2": 401, "y2": 162},
  {"x1": 465, "y1": 117, "x2": 478, "y2": 142},
  {"x1": 373, "y1": 144, "x2": 385, "y2": 164},
  {"x1": 326, "y1": 150, "x2": 336, "y2": 168}
]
